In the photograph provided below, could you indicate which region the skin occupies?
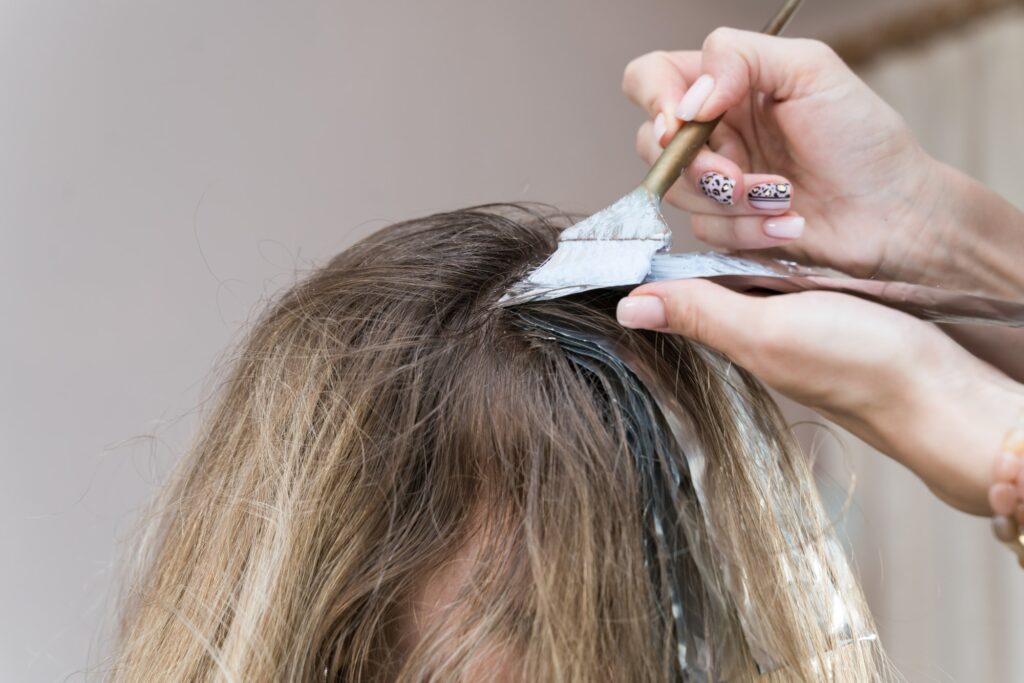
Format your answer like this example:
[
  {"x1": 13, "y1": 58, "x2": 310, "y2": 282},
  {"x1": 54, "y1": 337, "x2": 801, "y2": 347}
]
[
  {"x1": 618, "y1": 28, "x2": 1024, "y2": 514},
  {"x1": 398, "y1": 528, "x2": 517, "y2": 680}
]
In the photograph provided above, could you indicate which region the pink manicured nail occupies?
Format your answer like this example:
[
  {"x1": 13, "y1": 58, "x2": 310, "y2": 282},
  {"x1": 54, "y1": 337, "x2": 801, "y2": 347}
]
[
  {"x1": 653, "y1": 113, "x2": 667, "y2": 144},
  {"x1": 763, "y1": 216, "x2": 805, "y2": 239},
  {"x1": 617, "y1": 296, "x2": 667, "y2": 330},
  {"x1": 699, "y1": 172, "x2": 735, "y2": 206},
  {"x1": 675, "y1": 74, "x2": 715, "y2": 121},
  {"x1": 748, "y1": 183, "x2": 792, "y2": 211}
]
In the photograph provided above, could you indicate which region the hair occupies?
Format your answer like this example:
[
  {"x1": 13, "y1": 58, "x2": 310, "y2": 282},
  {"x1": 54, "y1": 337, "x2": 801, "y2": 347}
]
[{"x1": 108, "y1": 205, "x2": 893, "y2": 682}]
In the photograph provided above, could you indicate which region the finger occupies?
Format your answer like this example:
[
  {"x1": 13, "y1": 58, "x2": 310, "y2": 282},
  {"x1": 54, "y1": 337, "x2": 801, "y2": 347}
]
[
  {"x1": 637, "y1": 122, "x2": 743, "y2": 202},
  {"x1": 684, "y1": 172, "x2": 793, "y2": 214},
  {"x1": 637, "y1": 124, "x2": 794, "y2": 217},
  {"x1": 616, "y1": 279, "x2": 763, "y2": 367},
  {"x1": 676, "y1": 28, "x2": 850, "y2": 122},
  {"x1": 623, "y1": 50, "x2": 702, "y2": 145},
  {"x1": 683, "y1": 168, "x2": 794, "y2": 215},
  {"x1": 691, "y1": 211, "x2": 805, "y2": 250}
]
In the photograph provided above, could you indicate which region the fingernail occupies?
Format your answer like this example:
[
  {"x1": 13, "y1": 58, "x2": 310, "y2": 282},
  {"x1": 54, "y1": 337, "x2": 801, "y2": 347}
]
[
  {"x1": 675, "y1": 74, "x2": 715, "y2": 121},
  {"x1": 617, "y1": 296, "x2": 667, "y2": 329},
  {"x1": 994, "y1": 451, "x2": 1021, "y2": 482},
  {"x1": 763, "y1": 215, "x2": 805, "y2": 239},
  {"x1": 990, "y1": 482, "x2": 1018, "y2": 516},
  {"x1": 652, "y1": 113, "x2": 667, "y2": 144},
  {"x1": 699, "y1": 172, "x2": 735, "y2": 206},
  {"x1": 747, "y1": 182, "x2": 792, "y2": 211}
]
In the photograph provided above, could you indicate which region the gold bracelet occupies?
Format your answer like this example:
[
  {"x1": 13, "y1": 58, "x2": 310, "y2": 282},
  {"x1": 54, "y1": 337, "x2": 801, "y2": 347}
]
[{"x1": 989, "y1": 416, "x2": 1024, "y2": 566}]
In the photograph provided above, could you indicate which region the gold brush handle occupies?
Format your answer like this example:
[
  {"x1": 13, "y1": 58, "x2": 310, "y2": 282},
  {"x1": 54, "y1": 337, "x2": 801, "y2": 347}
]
[{"x1": 640, "y1": 0, "x2": 804, "y2": 200}]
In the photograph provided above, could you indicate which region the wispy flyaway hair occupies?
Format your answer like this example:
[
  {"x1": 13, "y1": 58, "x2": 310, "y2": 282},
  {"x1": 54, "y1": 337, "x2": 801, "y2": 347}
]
[{"x1": 109, "y1": 205, "x2": 894, "y2": 681}]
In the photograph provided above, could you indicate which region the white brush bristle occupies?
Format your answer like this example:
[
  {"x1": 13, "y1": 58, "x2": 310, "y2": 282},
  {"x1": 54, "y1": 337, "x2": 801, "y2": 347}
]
[
  {"x1": 524, "y1": 240, "x2": 661, "y2": 288},
  {"x1": 558, "y1": 187, "x2": 668, "y2": 242},
  {"x1": 500, "y1": 187, "x2": 670, "y2": 305}
]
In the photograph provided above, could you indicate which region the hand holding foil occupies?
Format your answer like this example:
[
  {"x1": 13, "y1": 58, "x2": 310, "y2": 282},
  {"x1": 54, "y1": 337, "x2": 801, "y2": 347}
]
[{"x1": 617, "y1": 276, "x2": 1024, "y2": 516}]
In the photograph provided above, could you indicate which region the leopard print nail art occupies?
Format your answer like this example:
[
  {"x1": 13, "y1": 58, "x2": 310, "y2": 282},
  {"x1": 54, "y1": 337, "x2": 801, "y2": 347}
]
[
  {"x1": 747, "y1": 182, "x2": 792, "y2": 210},
  {"x1": 699, "y1": 172, "x2": 735, "y2": 206}
]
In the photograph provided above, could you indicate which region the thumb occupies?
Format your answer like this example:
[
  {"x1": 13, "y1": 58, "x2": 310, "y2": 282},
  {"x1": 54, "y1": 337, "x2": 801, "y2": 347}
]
[
  {"x1": 617, "y1": 279, "x2": 762, "y2": 366},
  {"x1": 679, "y1": 28, "x2": 849, "y2": 122}
]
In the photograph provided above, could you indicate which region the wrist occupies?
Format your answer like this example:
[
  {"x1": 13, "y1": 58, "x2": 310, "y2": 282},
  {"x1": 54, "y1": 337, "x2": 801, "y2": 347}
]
[
  {"x1": 943, "y1": 165, "x2": 1024, "y2": 299},
  {"x1": 821, "y1": 325, "x2": 1024, "y2": 515},
  {"x1": 883, "y1": 157, "x2": 1024, "y2": 299},
  {"x1": 898, "y1": 361, "x2": 1024, "y2": 514}
]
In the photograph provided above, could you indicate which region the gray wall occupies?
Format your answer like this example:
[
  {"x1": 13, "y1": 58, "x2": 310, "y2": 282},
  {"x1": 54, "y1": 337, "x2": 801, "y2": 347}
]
[{"x1": 0, "y1": 1, "x2": 940, "y2": 680}]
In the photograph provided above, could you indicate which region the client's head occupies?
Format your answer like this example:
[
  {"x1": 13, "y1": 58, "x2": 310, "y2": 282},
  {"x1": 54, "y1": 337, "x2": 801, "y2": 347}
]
[{"x1": 110, "y1": 206, "x2": 890, "y2": 681}]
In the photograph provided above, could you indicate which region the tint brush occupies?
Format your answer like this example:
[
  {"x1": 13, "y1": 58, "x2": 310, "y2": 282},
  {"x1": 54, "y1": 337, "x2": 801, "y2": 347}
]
[{"x1": 500, "y1": 0, "x2": 804, "y2": 306}]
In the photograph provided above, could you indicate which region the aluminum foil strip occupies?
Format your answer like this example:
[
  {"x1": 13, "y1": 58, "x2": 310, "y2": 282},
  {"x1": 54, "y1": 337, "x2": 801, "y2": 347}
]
[
  {"x1": 504, "y1": 251, "x2": 1024, "y2": 327},
  {"x1": 515, "y1": 311, "x2": 878, "y2": 679},
  {"x1": 648, "y1": 253, "x2": 1024, "y2": 327},
  {"x1": 518, "y1": 312, "x2": 713, "y2": 679}
]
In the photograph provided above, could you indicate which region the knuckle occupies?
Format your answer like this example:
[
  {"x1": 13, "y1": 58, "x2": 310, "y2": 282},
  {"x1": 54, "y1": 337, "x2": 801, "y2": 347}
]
[
  {"x1": 666, "y1": 294, "x2": 708, "y2": 342},
  {"x1": 703, "y1": 27, "x2": 736, "y2": 53},
  {"x1": 724, "y1": 220, "x2": 743, "y2": 247},
  {"x1": 634, "y1": 124, "x2": 648, "y2": 158},
  {"x1": 811, "y1": 38, "x2": 838, "y2": 58},
  {"x1": 621, "y1": 58, "x2": 641, "y2": 95},
  {"x1": 690, "y1": 219, "x2": 709, "y2": 242},
  {"x1": 798, "y1": 38, "x2": 839, "y2": 64},
  {"x1": 621, "y1": 51, "x2": 658, "y2": 96}
]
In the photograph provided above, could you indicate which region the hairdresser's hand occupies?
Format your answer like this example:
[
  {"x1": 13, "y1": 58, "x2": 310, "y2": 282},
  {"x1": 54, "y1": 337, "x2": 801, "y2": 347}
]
[
  {"x1": 623, "y1": 29, "x2": 1024, "y2": 300},
  {"x1": 617, "y1": 283, "x2": 1024, "y2": 515}
]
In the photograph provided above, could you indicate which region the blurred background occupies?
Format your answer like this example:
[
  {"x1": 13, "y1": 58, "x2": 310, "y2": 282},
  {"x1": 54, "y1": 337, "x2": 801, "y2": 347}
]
[{"x1": 2, "y1": 0, "x2": 1022, "y2": 680}]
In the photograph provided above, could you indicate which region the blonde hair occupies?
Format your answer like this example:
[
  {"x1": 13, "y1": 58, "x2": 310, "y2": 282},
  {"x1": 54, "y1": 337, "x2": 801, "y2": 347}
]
[{"x1": 109, "y1": 206, "x2": 893, "y2": 681}]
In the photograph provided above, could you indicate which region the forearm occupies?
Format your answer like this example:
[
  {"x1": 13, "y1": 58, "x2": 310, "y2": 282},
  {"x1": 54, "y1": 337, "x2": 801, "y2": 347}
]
[{"x1": 943, "y1": 324, "x2": 1024, "y2": 385}]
